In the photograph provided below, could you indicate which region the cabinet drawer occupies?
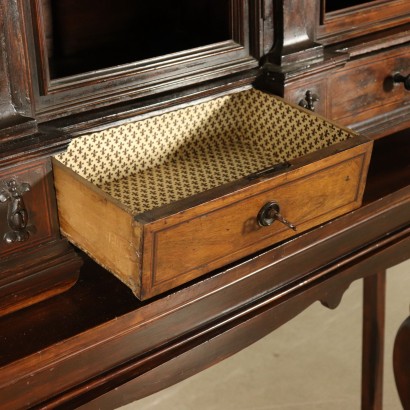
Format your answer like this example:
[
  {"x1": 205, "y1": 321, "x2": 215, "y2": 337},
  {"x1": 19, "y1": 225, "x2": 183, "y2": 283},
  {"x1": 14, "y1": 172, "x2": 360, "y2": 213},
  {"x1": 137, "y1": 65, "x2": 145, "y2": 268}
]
[
  {"x1": 53, "y1": 88, "x2": 372, "y2": 299},
  {"x1": 331, "y1": 45, "x2": 410, "y2": 127}
]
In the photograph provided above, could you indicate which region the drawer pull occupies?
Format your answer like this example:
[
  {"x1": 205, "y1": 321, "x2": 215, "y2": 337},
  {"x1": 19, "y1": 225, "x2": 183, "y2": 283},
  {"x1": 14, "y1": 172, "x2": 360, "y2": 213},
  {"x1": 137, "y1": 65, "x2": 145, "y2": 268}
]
[
  {"x1": 393, "y1": 73, "x2": 410, "y2": 91},
  {"x1": 299, "y1": 90, "x2": 319, "y2": 111},
  {"x1": 0, "y1": 180, "x2": 34, "y2": 243},
  {"x1": 257, "y1": 201, "x2": 297, "y2": 231}
]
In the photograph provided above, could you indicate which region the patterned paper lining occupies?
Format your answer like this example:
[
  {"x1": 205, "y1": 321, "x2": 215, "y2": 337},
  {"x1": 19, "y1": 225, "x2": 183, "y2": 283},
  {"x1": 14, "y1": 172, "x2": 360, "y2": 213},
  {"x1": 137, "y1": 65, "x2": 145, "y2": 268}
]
[{"x1": 55, "y1": 89, "x2": 352, "y2": 214}]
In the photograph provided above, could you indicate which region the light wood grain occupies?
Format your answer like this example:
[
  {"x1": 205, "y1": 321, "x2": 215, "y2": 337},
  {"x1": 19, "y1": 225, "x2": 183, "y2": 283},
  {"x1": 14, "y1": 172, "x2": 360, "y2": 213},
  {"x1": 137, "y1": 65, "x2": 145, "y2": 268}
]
[
  {"x1": 141, "y1": 141, "x2": 372, "y2": 298},
  {"x1": 53, "y1": 159, "x2": 142, "y2": 295}
]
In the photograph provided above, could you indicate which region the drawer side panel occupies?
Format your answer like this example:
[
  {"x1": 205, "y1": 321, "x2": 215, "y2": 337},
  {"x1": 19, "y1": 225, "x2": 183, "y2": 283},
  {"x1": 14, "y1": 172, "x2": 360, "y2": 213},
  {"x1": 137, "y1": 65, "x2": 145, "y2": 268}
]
[{"x1": 53, "y1": 160, "x2": 142, "y2": 294}]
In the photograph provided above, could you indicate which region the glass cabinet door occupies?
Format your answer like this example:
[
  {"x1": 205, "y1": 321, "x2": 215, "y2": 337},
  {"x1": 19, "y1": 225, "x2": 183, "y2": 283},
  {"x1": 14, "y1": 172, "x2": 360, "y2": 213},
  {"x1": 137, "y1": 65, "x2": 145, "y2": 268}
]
[
  {"x1": 26, "y1": 0, "x2": 263, "y2": 119},
  {"x1": 45, "y1": 0, "x2": 232, "y2": 79},
  {"x1": 324, "y1": 0, "x2": 378, "y2": 13}
]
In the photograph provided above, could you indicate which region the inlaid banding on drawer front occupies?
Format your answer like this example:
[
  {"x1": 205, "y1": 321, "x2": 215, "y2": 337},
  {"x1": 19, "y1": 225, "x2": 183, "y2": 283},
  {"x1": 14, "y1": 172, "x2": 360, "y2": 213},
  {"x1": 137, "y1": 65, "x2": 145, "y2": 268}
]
[{"x1": 143, "y1": 150, "x2": 368, "y2": 294}]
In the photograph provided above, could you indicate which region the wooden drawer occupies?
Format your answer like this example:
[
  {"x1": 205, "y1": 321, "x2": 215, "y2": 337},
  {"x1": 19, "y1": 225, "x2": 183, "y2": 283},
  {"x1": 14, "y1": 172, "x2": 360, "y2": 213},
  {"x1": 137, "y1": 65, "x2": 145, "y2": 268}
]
[
  {"x1": 52, "y1": 88, "x2": 373, "y2": 299},
  {"x1": 330, "y1": 45, "x2": 410, "y2": 128}
]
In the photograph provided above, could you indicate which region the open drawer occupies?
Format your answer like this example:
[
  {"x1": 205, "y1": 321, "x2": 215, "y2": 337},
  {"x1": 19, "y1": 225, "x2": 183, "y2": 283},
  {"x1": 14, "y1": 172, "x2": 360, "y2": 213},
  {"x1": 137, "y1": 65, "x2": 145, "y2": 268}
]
[{"x1": 52, "y1": 88, "x2": 373, "y2": 299}]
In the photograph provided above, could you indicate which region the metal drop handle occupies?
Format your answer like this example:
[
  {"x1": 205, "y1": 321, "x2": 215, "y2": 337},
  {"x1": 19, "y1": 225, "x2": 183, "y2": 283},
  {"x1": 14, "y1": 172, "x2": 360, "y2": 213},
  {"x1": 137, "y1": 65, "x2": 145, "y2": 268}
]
[
  {"x1": 257, "y1": 201, "x2": 297, "y2": 231},
  {"x1": 0, "y1": 179, "x2": 33, "y2": 243}
]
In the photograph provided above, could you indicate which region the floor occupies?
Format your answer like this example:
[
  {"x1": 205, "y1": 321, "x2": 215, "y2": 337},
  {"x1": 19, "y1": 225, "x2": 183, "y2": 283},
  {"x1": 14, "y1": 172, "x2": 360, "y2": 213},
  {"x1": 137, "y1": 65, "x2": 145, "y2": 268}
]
[{"x1": 121, "y1": 259, "x2": 409, "y2": 410}]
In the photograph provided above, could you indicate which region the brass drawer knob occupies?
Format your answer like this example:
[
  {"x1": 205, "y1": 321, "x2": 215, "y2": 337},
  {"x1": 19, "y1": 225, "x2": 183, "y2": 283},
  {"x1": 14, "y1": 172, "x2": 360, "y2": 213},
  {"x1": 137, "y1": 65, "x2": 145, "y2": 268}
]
[
  {"x1": 257, "y1": 201, "x2": 297, "y2": 231},
  {"x1": 393, "y1": 73, "x2": 410, "y2": 91}
]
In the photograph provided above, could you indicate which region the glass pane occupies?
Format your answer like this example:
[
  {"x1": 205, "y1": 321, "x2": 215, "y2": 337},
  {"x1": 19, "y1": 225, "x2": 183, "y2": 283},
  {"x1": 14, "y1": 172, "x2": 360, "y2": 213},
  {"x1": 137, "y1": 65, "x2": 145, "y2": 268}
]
[
  {"x1": 45, "y1": 0, "x2": 231, "y2": 79},
  {"x1": 325, "y1": 0, "x2": 378, "y2": 12}
]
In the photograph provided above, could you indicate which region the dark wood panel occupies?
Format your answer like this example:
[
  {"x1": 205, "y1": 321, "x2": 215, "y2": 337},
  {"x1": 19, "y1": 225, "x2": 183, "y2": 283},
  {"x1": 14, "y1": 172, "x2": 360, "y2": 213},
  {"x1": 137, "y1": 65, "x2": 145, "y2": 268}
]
[
  {"x1": 3, "y1": 226, "x2": 409, "y2": 409},
  {"x1": 363, "y1": 128, "x2": 410, "y2": 203},
  {"x1": 325, "y1": 0, "x2": 377, "y2": 13},
  {"x1": 0, "y1": 0, "x2": 409, "y2": 408},
  {"x1": 0, "y1": 239, "x2": 81, "y2": 316}
]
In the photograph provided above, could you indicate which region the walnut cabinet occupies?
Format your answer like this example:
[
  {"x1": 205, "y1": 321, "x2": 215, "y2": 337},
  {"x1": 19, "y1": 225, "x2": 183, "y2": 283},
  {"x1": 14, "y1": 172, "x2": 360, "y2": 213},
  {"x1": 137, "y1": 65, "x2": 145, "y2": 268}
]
[{"x1": 0, "y1": 0, "x2": 409, "y2": 408}]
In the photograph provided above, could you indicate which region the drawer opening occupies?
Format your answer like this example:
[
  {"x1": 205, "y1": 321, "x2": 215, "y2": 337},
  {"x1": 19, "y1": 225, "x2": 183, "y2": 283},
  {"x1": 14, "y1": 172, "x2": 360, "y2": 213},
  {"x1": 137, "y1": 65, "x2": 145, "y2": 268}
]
[{"x1": 55, "y1": 89, "x2": 353, "y2": 216}]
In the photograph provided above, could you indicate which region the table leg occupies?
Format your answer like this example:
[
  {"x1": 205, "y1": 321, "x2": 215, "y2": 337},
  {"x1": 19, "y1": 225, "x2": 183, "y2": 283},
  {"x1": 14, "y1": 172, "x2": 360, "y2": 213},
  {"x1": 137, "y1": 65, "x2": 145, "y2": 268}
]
[
  {"x1": 362, "y1": 271, "x2": 386, "y2": 410},
  {"x1": 393, "y1": 315, "x2": 410, "y2": 409}
]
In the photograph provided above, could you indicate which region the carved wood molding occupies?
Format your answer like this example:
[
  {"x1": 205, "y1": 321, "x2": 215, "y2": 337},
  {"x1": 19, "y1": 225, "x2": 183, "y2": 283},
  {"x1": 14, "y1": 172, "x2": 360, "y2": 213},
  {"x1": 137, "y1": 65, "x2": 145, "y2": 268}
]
[{"x1": 0, "y1": 0, "x2": 37, "y2": 142}]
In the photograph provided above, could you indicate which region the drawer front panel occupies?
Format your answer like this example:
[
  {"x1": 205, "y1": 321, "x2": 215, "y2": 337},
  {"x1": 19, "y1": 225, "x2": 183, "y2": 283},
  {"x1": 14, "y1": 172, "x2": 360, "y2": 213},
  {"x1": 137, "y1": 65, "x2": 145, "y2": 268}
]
[
  {"x1": 0, "y1": 159, "x2": 59, "y2": 259},
  {"x1": 330, "y1": 45, "x2": 410, "y2": 127},
  {"x1": 142, "y1": 143, "x2": 371, "y2": 298}
]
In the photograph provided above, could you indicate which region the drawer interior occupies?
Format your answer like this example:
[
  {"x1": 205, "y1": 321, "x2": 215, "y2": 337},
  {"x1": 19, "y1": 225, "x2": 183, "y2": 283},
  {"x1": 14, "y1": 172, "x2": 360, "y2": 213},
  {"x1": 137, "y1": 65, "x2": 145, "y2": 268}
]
[{"x1": 55, "y1": 89, "x2": 353, "y2": 215}]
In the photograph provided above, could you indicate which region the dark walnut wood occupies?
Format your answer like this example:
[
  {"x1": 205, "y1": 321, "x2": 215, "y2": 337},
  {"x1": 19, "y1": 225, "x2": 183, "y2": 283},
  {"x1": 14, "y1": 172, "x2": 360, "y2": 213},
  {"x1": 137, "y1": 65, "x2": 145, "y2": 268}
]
[
  {"x1": 284, "y1": 38, "x2": 410, "y2": 138},
  {"x1": 393, "y1": 316, "x2": 410, "y2": 410},
  {"x1": 268, "y1": 0, "x2": 323, "y2": 65},
  {"x1": 328, "y1": 44, "x2": 410, "y2": 137},
  {"x1": 259, "y1": 0, "x2": 410, "y2": 139},
  {"x1": 0, "y1": 0, "x2": 409, "y2": 408}
]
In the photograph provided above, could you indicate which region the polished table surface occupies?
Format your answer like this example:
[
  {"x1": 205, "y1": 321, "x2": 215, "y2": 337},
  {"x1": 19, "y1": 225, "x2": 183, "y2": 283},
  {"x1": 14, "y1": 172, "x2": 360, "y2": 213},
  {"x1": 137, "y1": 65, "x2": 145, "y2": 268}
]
[{"x1": 0, "y1": 132, "x2": 409, "y2": 409}]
